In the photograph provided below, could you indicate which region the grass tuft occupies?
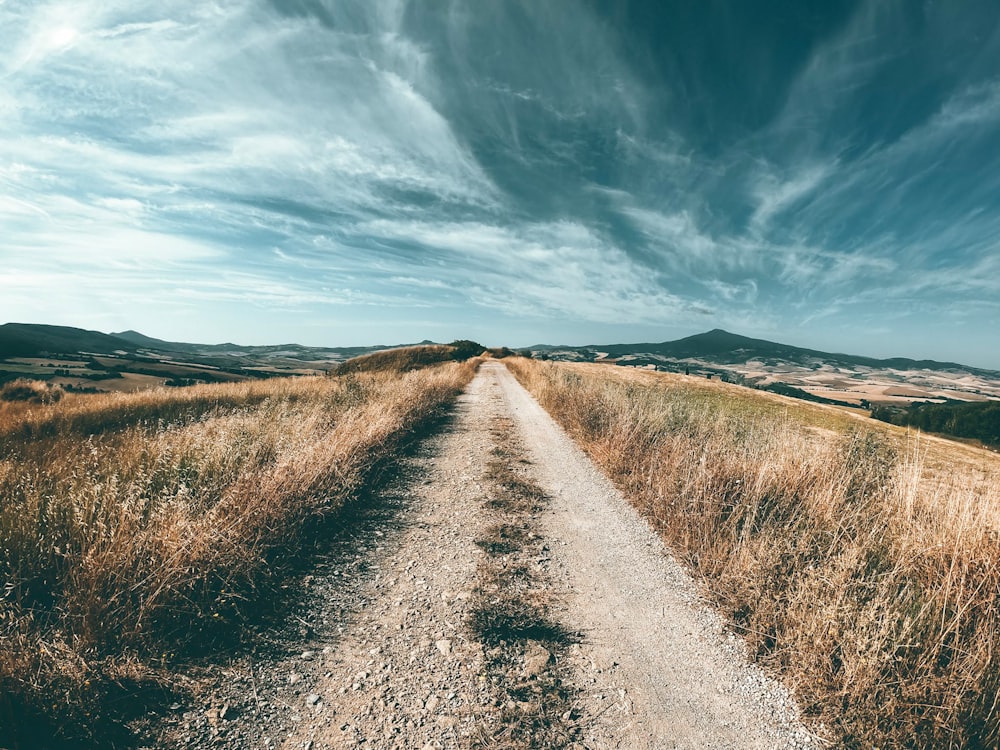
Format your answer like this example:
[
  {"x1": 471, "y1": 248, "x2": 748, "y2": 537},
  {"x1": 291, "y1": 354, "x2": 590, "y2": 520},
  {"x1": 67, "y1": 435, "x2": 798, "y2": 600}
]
[{"x1": 0, "y1": 377, "x2": 64, "y2": 404}]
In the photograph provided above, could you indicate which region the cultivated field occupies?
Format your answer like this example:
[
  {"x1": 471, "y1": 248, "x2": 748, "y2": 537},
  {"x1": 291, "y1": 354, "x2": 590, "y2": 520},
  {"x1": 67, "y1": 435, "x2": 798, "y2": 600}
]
[
  {"x1": 508, "y1": 358, "x2": 1000, "y2": 748},
  {"x1": 0, "y1": 358, "x2": 477, "y2": 744}
]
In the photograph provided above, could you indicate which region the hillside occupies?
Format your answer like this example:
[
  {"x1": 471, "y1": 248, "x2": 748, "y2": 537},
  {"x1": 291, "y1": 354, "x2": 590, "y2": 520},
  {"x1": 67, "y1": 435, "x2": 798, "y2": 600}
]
[
  {"x1": 534, "y1": 329, "x2": 1000, "y2": 408},
  {"x1": 0, "y1": 323, "x2": 137, "y2": 358},
  {"x1": 507, "y1": 357, "x2": 1000, "y2": 748},
  {"x1": 540, "y1": 328, "x2": 989, "y2": 373},
  {"x1": 0, "y1": 323, "x2": 440, "y2": 392}
]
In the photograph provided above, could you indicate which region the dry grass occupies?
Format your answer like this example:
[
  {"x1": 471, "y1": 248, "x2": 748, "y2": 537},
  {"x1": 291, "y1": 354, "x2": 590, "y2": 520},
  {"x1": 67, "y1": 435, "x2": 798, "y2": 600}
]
[
  {"x1": 332, "y1": 344, "x2": 459, "y2": 375},
  {"x1": 507, "y1": 358, "x2": 1000, "y2": 749},
  {"x1": 0, "y1": 361, "x2": 477, "y2": 743}
]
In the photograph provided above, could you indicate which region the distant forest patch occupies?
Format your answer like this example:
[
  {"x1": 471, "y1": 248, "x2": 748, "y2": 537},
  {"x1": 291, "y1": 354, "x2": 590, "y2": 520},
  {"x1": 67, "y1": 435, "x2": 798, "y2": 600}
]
[
  {"x1": 762, "y1": 381, "x2": 858, "y2": 408},
  {"x1": 872, "y1": 400, "x2": 1000, "y2": 448}
]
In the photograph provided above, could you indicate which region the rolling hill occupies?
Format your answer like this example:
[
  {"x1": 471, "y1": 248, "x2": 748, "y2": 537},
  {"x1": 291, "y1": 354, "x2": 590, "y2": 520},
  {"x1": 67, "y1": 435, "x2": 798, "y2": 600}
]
[
  {"x1": 536, "y1": 328, "x2": 989, "y2": 374},
  {"x1": 4, "y1": 322, "x2": 998, "y2": 407},
  {"x1": 0, "y1": 323, "x2": 437, "y2": 392},
  {"x1": 532, "y1": 329, "x2": 1000, "y2": 409},
  {"x1": 0, "y1": 323, "x2": 138, "y2": 358}
]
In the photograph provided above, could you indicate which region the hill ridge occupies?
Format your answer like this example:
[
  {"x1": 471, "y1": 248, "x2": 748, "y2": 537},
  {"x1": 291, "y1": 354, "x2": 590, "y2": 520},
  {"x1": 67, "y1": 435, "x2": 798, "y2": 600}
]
[{"x1": 572, "y1": 328, "x2": 990, "y2": 375}]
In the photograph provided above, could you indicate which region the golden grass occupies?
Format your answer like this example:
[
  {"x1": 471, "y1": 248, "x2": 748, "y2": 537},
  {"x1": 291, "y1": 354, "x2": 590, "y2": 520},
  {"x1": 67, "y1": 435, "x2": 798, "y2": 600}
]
[
  {"x1": 507, "y1": 358, "x2": 1000, "y2": 749},
  {"x1": 332, "y1": 344, "x2": 458, "y2": 375},
  {"x1": 0, "y1": 361, "x2": 477, "y2": 740}
]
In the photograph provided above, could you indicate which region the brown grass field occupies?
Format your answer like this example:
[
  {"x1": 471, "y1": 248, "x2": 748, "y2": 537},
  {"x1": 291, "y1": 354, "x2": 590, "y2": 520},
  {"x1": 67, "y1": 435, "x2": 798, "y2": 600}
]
[
  {"x1": 0, "y1": 358, "x2": 478, "y2": 743},
  {"x1": 507, "y1": 358, "x2": 1000, "y2": 749}
]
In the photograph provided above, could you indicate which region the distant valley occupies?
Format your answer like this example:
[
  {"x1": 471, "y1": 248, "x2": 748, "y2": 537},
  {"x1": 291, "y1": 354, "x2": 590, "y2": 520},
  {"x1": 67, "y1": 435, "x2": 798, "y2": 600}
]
[
  {"x1": 2, "y1": 323, "x2": 998, "y2": 410},
  {"x1": 0, "y1": 322, "x2": 422, "y2": 393}
]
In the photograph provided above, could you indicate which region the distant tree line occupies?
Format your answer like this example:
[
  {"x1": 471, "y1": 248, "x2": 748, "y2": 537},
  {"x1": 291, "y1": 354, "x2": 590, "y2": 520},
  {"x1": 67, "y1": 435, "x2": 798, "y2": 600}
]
[
  {"x1": 761, "y1": 381, "x2": 857, "y2": 408},
  {"x1": 871, "y1": 400, "x2": 1000, "y2": 448}
]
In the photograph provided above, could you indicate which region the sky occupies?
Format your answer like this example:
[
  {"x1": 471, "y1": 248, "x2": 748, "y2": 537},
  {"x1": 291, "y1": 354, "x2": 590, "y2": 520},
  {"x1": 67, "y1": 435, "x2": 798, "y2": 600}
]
[{"x1": 2, "y1": 1, "x2": 1000, "y2": 368}]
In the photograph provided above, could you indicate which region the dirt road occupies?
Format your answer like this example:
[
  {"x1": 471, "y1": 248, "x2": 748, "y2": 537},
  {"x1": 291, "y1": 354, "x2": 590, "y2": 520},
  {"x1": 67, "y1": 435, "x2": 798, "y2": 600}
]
[
  {"x1": 489, "y1": 362, "x2": 819, "y2": 749},
  {"x1": 164, "y1": 362, "x2": 819, "y2": 749}
]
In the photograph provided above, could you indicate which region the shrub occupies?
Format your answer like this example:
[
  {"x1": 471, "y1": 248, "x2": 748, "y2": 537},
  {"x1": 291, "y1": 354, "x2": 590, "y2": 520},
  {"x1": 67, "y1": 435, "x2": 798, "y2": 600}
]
[
  {"x1": 487, "y1": 347, "x2": 516, "y2": 359},
  {"x1": 0, "y1": 378, "x2": 63, "y2": 404},
  {"x1": 449, "y1": 340, "x2": 487, "y2": 360}
]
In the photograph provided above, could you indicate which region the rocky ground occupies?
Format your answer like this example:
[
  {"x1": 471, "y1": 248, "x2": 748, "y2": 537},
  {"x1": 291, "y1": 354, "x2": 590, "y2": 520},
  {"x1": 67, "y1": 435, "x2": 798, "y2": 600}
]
[{"x1": 150, "y1": 362, "x2": 823, "y2": 749}]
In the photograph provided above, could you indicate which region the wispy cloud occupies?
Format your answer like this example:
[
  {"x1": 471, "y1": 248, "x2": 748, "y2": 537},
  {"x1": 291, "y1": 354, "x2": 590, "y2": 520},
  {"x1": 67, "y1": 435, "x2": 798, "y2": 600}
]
[{"x1": 356, "y1": 218, "x2": 691, "y2": 324}]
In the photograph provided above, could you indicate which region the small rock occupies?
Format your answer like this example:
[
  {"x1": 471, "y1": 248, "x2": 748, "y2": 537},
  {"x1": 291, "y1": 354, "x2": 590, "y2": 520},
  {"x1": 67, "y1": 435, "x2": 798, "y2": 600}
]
[
  {"x1": 306, "y1": 694, "x2": 321, "y2": 706},
  {"x1": 425, "y1": 694, "x2": 440, "y2": 713},
  {"x1": 523, "y1": 642, "x2": 551, "y2": 676},
  {"x1": 300, "y1": 650, "x2": 315, "y2": 660},
  {"x1": 435, "y1": 639, "x2": 452, "y2": 656}
]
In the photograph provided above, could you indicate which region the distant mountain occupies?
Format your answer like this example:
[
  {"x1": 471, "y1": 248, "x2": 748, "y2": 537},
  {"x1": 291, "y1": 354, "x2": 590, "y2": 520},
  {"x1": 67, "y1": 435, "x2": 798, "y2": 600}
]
[
  {"x1": 110, "y1": 330, "x2": 208, "y2": 354},
  {"x1": 542, "y1": 328, "x2": 992, "y2": 376},
  {"x1": 1, "y1": 323, "x2": 435, "y2": 364},
  {"x1": 4, "y1": 322, "x2": 992, "y2": 379},
  {"x1": 109, "y1": 330, "x2": 412, "y2": 361},
  {"x1": 0, "y1": 323, "x2": 137, "y2": 358}
]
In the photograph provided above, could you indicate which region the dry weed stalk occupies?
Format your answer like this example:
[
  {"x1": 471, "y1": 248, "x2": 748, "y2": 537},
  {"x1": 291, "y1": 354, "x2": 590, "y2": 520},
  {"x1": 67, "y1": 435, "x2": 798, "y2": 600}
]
[{"x1": 507, "y1": 358, "x2": 1000, "y2": 749}]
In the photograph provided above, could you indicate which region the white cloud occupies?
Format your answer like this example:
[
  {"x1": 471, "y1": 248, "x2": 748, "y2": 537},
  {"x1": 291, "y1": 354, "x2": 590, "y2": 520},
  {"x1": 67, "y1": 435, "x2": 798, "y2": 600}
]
[
  {"x1": 750, "y1": 163, "x2": 833, "y2": 231},
  {"x1": 358, "y1": 218, "x2": 689, "y2": 324},
  {"x1": 0, "y1": 0, "x2": 499, "y2": 238}
]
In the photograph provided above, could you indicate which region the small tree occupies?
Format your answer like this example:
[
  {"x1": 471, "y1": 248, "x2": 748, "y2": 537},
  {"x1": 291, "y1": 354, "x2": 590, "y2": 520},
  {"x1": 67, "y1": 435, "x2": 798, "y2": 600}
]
[{"x1": 449, "y1": 340, "x2": 486, "y2": 360}]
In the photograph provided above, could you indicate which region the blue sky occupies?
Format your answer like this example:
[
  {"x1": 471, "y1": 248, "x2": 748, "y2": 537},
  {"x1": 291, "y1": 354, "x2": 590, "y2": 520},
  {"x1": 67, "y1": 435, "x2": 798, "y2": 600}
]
[{"x1": 2, "y1": 1, "x2": 1000, "y2": 368}]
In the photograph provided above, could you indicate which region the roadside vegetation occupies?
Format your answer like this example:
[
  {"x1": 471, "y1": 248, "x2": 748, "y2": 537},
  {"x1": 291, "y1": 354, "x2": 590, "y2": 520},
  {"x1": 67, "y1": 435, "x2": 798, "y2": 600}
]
[
  {"x1": 507, "y1": 358, "x2": 1000, "y2": 749},
  {"x1": 0, "y1": 360, "x2": 478, "y2": 746},
  {"x1": 0, "y1": 377, "x2": 65, "y2": 404}
]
